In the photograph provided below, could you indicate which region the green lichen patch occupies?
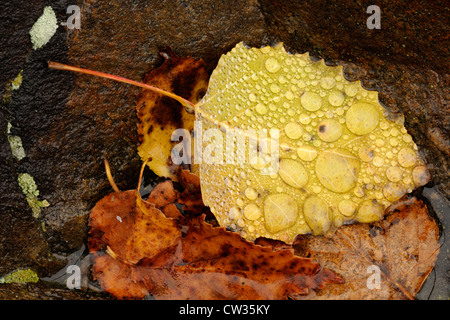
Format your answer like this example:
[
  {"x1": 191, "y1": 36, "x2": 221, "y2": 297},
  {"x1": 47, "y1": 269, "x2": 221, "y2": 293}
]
[
  {"x1": 18, "y1": 173, "x2": 39, "y2": 198},
  {"x1": 2, "y1": 70, "x2": 24, "y2": 104},
  {"x1": 7, "y1": 123, "x2": 26, "y2": 161},
  {"x1": 17, "y1": 173, "x2": 49, "y2": 219},
  {"x1": 8, "y1": 135, "x2": 26, "y2": 160},
  {"x1": 0, "y1": 269, "x2": 39, "y2": 284},
  {"x1": 10, "y1": 70, "x2": 23, "y2": 91}
]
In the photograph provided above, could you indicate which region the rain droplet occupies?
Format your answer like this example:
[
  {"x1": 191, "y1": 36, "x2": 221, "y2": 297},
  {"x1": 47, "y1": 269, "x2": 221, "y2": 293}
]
[
  {"x1": 353, "y1": 186, "x2": 365, "y2": 198},
  {"x1": 412, "y1": 165, "x2": 430, "y2": 187},
  {"x1": 303, "y1": 133, "x2": 312, "y2": 141},
  {"x1": 397, "y1": 147, "x2": 417, "y2": 167},
  {"x1": 303, "y1": 195, "x2": 331, "y2": 235},
  {"x1": 270, "y1": 83, "x2": 281, "y2": 93},
  {"x1": 315, "y1": 148, "x2": 360, "y2": 193},
  {"x1": 355, "y1": 199, "x2": 383, "y2": 223},
  {"x1": 344, "y1": 83, "x2": 359, "y2": 97},
  {"x1": 375, "y1": 139, "x2": 384, "y2": 147},
  {"x1": 328, "y1": 91, "x2": 345, "y2": 106},
  {"x1": 264, "y1": 194, "x2": 298, "y2": 233},
  {"x1": 320, "y1": 77, "x2": 336, "y2": 89},
  {"x1": 338, "y1": 199, "x2": 357, "y2": 217},
  {"x1": 383, "y1": 182, "x2": 406, "y2": 202},
  {"x1": 278, "y1": 159, "x2": 309, "y2": 189},
  {"x1": 301, "y1": 92, "x2": 322, "y2": 111},
  {"x1": 284, "y1": 122, "x2": 303, "y2": 140},
  {"x1": 243, "y1": 203, "x2": 262, "y2": 221},
  {"x1": 265, "y1": 57, "x2": 281, "y2": 73},
  {"x1": 358, "y1": 145, "x2": 375, "y2": 162},
  {"x1": 244, "y1": 187, "x2": 258, "y2": 200},
  {"x1": 390, "y1": 127, "x2": 400, "y2": 136},
  {"x1": 389, "y1": 138, "x2": 399, "y2": 147},
  {"x1": 250, "y1": 155, "x2": 269, "y2": 170},
  {"x1": 317, "y1": 119, "x2": 343, "y2": 142},
  {"x1": 346, "y1": 103, "x2": 380, "y2": 135},
  {"x1": 255, "y1": 103, "x2": 268, "y2": 115},
  {"x1": 372, "y1": 156, "x2": 384, "y2": 167},
  {"x1": 386, "y1": 166, "x2": 403, "y2": 182},
  {"x1": 285, "y1": 91, "x2": 295, "y2": 100},
  {"x1": 297, "y1": 145, "x2": 318, "y2": 161}
]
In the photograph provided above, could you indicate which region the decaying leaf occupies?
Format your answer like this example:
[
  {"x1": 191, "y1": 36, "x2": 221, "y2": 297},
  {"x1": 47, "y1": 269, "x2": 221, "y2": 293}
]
[
  {"x1": 175, "y1": 168, "x2": 205, "y2": 214},
  {"x1": 88, "y1": 190, "x2": 180, "y2": 265},
  {"x1": 136, "y1": 49, "x2": 209, "y2": 180},
  {"x1": 292, "y1": 197, "x2": 440, "y2": 300},
  {"x1": 134, "y1": 215, "x2": 342, "y2": 299},
  {"x1": 88, "y1": 177, "x2": 343, "y2": 299}
]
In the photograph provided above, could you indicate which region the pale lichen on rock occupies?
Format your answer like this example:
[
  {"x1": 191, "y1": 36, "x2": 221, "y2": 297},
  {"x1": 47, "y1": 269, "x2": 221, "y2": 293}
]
[
  {"x1": 29, "y1": 6, "x2": 58, "y2": 50},
  {"x1": 198, "y1": 42, "x2": 430, "y2": 243},
  {"x1": 7, "y1": 122, "x2": 26, "y2": 161},
  {"x1": 17, "y1": 173, "x2": 49, "y2": 219}
]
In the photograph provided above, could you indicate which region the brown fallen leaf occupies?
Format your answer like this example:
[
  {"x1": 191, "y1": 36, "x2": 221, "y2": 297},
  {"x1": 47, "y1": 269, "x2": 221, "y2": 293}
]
[
  {"x1": 88, "y1": 190, "x2": 180, "y2": 265},
  {"x1": 175, "y1": 168, "x2": 206, "y2": 214},
  {"x1": 136, "y1": 49, "x2": 209, "y2": 180},
  {"x1": 88, "y1": 181, "x2": 343, "y2": 299},
  {"x1": 136, "y1": 215, "x2": 343, "y2": 299},
  {"x1": 292, "y1": 197, "x2": 440, "y2": 300},
  {"x1": 146, "y1": 180, "x2": 177, "y2": 209},
  {"x1": 146, "y1": 172, "x2": 207, "y2": 215}
]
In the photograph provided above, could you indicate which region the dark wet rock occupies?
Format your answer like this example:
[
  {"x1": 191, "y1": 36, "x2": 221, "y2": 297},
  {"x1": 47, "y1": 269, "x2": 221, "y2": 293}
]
[
  {"x1": 0, "y1": 281, "x2": 110, "y2": 300},
  {"x1": 1, "y1": 0, "x2": 267, "y2": 277},
  {"x1": 0, "y1": 0, "x2": 46, "y2": 98},
  {"x1": 0, "y1": 115, "x2": 61, "y2": 277},
  {"x1": 0, "y1": 0, "x2": 448, "y2": 299}
]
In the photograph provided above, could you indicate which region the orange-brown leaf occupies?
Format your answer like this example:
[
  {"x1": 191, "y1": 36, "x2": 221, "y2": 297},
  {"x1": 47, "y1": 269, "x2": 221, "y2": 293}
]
[
  {"x1": 293, "y1": 197, "x2": 440, "y2": 300},
  {"x1": 175, "y1": 169, "x2": 205, "y2": 214},
  {"x1": 88, "y1": 190, "x2": 180, "y2": 265},
  {"x1": 88, "y1": 182, "x2": 343, "y2": 299},
  {"x1": 146, "y1": 180, "x2": 177, "y2": 209},
  {"x1": 134, "y1": 215, "x2": 342, "y2": 299},
  {"x1": 91, "y1": 253, "x2": 149, "y2": 299}
]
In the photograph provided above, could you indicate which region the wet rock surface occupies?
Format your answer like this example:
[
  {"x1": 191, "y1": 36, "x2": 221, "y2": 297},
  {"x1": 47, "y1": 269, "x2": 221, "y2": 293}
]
[
  {"x1": 0, "y1": 282, "x2": 109, "y2": 300},
  {"x1": 0, "y1": 0, "x2": 448, "y2": 298}
]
